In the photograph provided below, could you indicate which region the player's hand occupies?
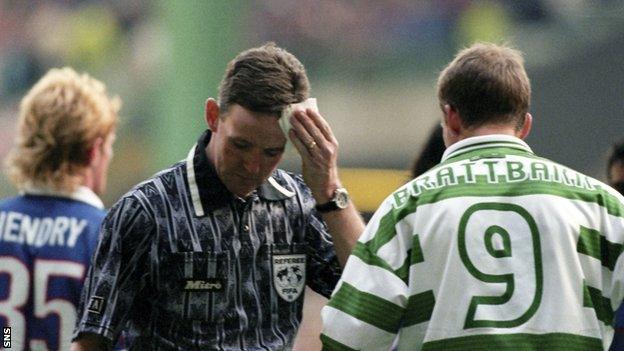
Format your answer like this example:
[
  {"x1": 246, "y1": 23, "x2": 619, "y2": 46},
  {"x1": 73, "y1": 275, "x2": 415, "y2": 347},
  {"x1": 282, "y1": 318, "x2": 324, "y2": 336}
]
[{"x1": 289, "y1": 108, "x2": 341, "y2": 203}]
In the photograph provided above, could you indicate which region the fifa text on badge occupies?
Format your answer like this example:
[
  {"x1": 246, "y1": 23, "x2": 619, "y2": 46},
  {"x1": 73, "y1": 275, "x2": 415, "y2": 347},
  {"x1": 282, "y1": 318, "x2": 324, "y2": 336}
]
[{"x1": 3, "y1": 327, "x2": 10, "y2": 348}]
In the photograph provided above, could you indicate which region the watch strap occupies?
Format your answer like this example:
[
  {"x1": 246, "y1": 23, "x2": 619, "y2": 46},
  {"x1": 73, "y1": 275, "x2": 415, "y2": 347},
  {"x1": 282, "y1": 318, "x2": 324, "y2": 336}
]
[
  {"x1": 315, "y1": 201, "x2": 339, "y2": 213},
  {"x1": 315, "y1": 187, "x2": 349, "y2": 213}
]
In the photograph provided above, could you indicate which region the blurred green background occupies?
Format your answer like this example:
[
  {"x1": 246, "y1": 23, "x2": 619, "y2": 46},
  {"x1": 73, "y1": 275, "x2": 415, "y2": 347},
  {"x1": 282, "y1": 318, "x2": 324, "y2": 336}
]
[{"x1": 1, "y1": 0, "x2": 623, "y2": 209}]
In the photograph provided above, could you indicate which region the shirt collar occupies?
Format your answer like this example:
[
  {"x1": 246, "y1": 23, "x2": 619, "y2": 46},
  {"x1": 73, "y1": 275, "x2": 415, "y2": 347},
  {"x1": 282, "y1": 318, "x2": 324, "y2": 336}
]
[
  {"x1": 186, "y1": 130, "x2": 295, "y2": 217},
  {"x1": 441, "y1": 134, "x2": 533, "y2": 162},
  {"x1": 21, "y1": 184, "x2": 105, "y2": 209}
]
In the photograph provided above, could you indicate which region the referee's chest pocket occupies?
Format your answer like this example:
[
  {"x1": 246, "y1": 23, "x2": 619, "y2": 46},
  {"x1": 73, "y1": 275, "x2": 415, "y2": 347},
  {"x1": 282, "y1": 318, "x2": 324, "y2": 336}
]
[{"x1": 164, "y1": 252, "x2": 231, "y2": 321}]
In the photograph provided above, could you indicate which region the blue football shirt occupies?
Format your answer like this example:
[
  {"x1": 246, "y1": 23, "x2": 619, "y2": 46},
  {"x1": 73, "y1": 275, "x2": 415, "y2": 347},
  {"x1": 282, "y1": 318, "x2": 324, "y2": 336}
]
[{"x1": 0, "y1": 187, "x2": 105, "y2": 351}]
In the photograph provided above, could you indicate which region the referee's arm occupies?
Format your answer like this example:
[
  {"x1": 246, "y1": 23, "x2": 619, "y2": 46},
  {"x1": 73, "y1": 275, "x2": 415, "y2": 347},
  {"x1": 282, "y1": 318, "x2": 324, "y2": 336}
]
[
  {"x1": 288, "y1": 108, "x2": 365, "y2": 268},
  {"x1": 318, "y1": 202, "x2": 364, "y2": 268}
]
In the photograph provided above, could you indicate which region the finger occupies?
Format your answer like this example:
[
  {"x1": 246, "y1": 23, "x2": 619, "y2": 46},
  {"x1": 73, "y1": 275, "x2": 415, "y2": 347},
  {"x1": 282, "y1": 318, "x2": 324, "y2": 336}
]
[
  {"x1": 290, "y1": 115, "x2": 314, "y2": 144},
  {"x1": 288, "y1": 129, "x2": 313, "y2": 159},
  {"x1": 306, "y1": 108, "x2": 336, "y2": 143},
  {"x1": 290, "y1": 112, "x2": 318, "y2": 146},
  {"x1": 293, "y1": 110, "x2": 327, "y2": 144}
]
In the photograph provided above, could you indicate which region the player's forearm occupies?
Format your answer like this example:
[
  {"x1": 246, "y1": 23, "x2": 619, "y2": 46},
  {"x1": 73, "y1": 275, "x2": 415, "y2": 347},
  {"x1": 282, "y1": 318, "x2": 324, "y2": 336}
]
[
  {"x1": 71, "y1": 333, "x2": 109, "y2": 351},
  {"x1": 320, "y1": 203, "x2": 365, "y2": 267}
]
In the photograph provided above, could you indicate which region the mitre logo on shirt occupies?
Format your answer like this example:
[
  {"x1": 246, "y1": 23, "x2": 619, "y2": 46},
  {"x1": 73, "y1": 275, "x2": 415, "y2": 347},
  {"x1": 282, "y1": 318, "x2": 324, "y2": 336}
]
[
  {"x1": 272, "y1": 254, "x2": 306, "y2": 302},
  {"x1": 183, "y1": 278, "x2": 224, "y2": 291},
  {"x1": 87, "y1": 296, "x2": 105, "y2": 314}
]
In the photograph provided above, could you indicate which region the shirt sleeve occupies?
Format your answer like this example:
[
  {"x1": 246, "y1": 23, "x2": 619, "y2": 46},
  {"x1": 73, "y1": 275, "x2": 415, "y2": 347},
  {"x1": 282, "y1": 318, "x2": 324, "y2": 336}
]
[
  {"x1": 290, "y1": 173, "x2": 342, "y2": 298},
  {"x1": 73, "y1": 193, "x2": 155, "y2": 344},
  {"x1": 320, "y1": 197, "x2": 409, "y2": 351},
  {"x1": 606, "y1": 192, "x2": 624, "y2": 314},
  {"x1": 305, "y1": 210, "x2": 343, "y2": 298}
]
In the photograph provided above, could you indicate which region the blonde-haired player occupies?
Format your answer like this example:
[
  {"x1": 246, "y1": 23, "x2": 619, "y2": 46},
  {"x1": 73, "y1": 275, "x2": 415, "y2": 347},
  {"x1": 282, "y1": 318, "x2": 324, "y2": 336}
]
[{"x1": 0, "y1": 67, "x2": 120, "y2": 351}]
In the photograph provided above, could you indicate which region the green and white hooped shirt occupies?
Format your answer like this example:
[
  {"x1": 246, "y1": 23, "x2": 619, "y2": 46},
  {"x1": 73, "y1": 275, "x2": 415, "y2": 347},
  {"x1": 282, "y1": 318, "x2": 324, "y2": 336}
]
[{"x1": 321, "y1": 134, "x2": 624, "y2": 351}]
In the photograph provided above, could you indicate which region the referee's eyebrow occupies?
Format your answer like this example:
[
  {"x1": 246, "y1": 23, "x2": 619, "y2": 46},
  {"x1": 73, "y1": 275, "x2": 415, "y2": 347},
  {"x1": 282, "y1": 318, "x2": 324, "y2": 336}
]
[
  {"x1": 229, "y1": 136, "x2": 252, "y2": 146},
  {"x1": 229, "y1": 136, "x2": 285, "y2": 152}
]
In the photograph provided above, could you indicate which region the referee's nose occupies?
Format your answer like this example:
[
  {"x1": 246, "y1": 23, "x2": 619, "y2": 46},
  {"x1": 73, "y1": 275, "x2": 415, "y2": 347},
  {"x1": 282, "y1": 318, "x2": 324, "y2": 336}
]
[{"x1": 242, "y1": 150, "x2": 262, "y2": 176}]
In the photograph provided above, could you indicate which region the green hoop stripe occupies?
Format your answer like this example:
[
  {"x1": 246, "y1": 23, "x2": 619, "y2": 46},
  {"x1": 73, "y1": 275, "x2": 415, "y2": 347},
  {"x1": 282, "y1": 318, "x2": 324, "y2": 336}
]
[
  {"x1": 367, "y1": 200, "x2": 418, "y2": 254},
  {"x1": 577, "y1": 226, "x2": 624, "y2": 271},
  {"x1": 403, "y1": 290, "x2": 435, "y2": 327},
  {"x1": 393, "y1": 234, "x2": 426, "y2": 284},
  {"x1": 367, "y1": 208, "x2": 397, "y2": 253},
  {"x1": 327, "y1": 281, "x2": 403, "y2": 333},
  {"x1": 421, "y1": 332, "x2": 602, "y2": 351},
  {"x1": 354, "y1": 235, "x2": 426, "y2": 284},
  {"x1": 411, "y1": 234, "x2": 424, "y2": 264},
  {"x1": 351, "y1": 241, "x2": 395, "y2": 273},
  {"x1": 320, "y1": 334, "x2": 358, "y2": 351},
  {"x1": 394, "y1": 250, "x2": 411, "y2": 284},
  {"x1": 583, "y1": 281, "x2": 614, "y2": 325},
  {"x1": 393, "y1": 176, "x2": 624, "y2": 224},
  {"x1": 369, "y1": 163, "x2": 624, "y2": 264}
]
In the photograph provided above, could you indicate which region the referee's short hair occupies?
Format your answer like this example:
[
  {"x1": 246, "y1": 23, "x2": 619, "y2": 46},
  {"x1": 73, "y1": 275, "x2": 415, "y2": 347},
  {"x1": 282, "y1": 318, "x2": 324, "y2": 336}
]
[
  {"x1": 437, "y1": 42, "x2": 531, "y2": 131},
  {"x1": 5, "y1": 67, "x2": 120, "y2": 192},
  {"x1": 218, "y1": 42, "x2": 310, "y2": 117}
]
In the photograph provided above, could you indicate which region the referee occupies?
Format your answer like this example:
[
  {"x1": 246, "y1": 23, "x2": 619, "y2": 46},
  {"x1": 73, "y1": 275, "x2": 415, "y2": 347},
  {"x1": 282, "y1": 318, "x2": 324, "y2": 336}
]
[{"x1": 71, "y1": 43, "x2": 364, "y2": 350}]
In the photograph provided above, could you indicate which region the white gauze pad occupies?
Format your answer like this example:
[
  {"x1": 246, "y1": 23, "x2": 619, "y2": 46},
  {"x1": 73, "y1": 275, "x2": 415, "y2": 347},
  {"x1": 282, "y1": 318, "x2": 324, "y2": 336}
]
[{"x1": 279, "y1": 98, "x2": 318, "y2": 138}]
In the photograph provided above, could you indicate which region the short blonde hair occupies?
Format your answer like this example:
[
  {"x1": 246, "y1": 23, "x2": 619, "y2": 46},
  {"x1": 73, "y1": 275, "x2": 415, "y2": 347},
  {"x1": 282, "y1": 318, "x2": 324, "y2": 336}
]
[
  {"x1": 5, "y1": 67, "x2": 120, "y2": 192},
  {"x1": 437, "y1": 42, "x2": 531, "y2": 130}
]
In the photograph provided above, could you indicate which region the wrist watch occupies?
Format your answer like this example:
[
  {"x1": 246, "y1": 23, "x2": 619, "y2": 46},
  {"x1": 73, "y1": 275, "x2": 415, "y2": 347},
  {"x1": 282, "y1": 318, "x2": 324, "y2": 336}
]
[{"x1": 315, "y1": 187, "x2": 350, "y2": 213}]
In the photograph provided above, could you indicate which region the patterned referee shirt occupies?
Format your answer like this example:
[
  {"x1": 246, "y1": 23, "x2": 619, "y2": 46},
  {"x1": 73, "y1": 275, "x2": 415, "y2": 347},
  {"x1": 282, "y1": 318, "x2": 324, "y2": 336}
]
[{"x1": 73, "y1": 130, "x2": 342, "y2": 350}]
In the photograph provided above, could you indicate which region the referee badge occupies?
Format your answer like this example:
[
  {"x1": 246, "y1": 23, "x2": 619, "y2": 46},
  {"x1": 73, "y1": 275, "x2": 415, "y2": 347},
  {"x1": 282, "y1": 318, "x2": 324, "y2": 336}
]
[{"x1": 272, "y1": 254, "x2": 306, "y2": 302}]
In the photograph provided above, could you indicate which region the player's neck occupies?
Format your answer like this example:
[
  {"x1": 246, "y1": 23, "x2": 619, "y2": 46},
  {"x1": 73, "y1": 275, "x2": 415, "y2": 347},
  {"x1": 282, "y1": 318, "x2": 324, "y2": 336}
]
[
  {"x1": 459, "y1": 124, "x2": 523, "y2": 140},
  {"x1": 80, "y1": 168, "x2": 99, "y2": 196}
]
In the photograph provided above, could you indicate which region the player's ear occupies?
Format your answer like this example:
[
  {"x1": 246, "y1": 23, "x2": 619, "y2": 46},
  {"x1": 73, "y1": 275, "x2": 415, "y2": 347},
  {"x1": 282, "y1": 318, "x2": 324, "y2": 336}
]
[
  {"x1": 87, "y1": 137, "x2": 105, "y2": 166},
  {"x1": 518, "y1": 113, "x2": 532, "y2": 139},
  {"x1": 444, "y1": 104, "x2": 462, "y2": 134},
  {"x1": 441, "y1": 104, "x2": 461, "y2": 146},
  {"x1": 205, "y1": 98, "x2": 220, "y2": 131}
]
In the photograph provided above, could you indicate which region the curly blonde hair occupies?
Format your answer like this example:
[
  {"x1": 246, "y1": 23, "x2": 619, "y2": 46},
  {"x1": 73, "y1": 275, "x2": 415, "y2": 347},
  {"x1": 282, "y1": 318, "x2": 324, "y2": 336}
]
[{"x1": 5, "y1": 67, "x2": 120, "y2": 192}]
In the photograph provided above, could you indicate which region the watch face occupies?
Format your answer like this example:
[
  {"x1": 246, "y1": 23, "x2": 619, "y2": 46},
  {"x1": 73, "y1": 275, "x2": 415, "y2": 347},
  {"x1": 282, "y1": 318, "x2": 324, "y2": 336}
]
[{"x1": 334, "y1": 188, "x2": 349, "y2": 209}]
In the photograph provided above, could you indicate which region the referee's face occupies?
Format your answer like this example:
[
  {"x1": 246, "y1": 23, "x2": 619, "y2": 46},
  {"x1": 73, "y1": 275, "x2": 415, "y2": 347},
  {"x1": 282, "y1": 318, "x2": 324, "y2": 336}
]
[{"x1": 207, "y1": 102, "x2": 286, "y2": 198}]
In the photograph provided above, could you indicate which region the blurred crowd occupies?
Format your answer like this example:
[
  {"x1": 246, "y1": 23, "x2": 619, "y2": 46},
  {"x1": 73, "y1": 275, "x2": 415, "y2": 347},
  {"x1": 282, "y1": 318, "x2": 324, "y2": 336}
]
[
  {"x1": 250, "y1": 0, "x2": 556, "y2": 76},
  {"x1": 0, "y1": 0, "x2": 156, "y2": 98},
  {"x1": 0, "y1": 0, "x2": 171, "y2": 202},
  {"x1": 0, "y1": 0, "x2": 621, "y2": 200},
  {"x1": 0, "y1": 0, "x2": 163, "y2": 169}
]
